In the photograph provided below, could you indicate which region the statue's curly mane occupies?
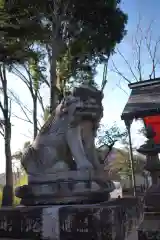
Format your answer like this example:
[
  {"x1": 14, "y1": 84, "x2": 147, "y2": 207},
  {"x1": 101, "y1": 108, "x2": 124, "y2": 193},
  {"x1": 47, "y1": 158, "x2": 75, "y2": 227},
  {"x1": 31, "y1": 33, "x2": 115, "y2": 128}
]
[{"x1": 39, "y1": 86, "x2": 103, "y2": 136}]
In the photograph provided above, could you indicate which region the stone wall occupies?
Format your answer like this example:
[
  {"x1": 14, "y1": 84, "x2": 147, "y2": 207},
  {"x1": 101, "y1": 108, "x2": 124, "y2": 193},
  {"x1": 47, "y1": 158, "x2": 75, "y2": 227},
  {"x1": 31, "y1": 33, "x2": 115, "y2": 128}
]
[
  {"x1": 0, "y1": 198, "x2": 143, "y2": 240},
  {"x1": 105, "y1": 197, "x2": 143, "y2": 239}
]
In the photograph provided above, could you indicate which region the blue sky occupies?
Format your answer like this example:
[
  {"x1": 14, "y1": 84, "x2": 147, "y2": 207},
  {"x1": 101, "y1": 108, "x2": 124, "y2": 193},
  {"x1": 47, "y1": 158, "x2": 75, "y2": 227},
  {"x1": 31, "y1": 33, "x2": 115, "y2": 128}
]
[{"x1": 0, "y1": 0, "x2": 159, "y2": 173}]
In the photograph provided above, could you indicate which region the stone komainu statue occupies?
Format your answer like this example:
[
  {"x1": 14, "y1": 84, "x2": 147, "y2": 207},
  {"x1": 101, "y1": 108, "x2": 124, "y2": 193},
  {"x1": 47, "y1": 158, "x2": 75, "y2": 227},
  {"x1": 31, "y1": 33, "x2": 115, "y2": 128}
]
[{"x1": 21, "y1": 84, "x2": 103, "y2": 175}]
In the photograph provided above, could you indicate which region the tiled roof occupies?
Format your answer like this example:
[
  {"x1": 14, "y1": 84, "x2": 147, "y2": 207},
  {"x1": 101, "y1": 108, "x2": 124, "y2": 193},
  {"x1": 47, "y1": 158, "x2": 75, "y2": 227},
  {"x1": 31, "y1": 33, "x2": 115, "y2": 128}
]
[{"x1": 121, "y1": 78, "x2": 160, "y2": 121}]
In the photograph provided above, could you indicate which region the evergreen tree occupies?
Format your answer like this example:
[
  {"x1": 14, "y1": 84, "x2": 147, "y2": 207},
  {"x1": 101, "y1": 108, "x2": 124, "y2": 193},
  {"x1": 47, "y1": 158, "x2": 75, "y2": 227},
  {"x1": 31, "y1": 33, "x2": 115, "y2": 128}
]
[{"x1": 2, "y1": 0, "x2": 128, "y2": 110}]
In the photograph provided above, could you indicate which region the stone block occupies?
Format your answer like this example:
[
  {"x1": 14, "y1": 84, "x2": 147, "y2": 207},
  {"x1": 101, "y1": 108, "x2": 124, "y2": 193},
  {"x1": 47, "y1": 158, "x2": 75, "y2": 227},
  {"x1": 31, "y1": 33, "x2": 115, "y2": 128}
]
[
  {"x1": 0, "y1": 204, "x2": 126, "y2": 240},
  {"x1": 15, "y1": 172, "x2": 114, "y2": 205},
  {"x1": 138, "y1": 212, "x2": 160, "y2": 240},
  {"x1": 144, "y1": 184, "x2": 160, "y2": 209}
]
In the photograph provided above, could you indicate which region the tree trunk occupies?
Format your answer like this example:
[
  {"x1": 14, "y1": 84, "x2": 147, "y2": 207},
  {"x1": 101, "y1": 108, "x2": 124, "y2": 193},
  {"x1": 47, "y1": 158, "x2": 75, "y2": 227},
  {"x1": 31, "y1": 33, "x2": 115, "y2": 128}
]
[
  {"x1": 50, "y1": 21, "x2": 62, "y2": 113},
  {"x1": 50, "y1": 52, "x2": 59, "y2": 113},
  {"x1": 2, "y1": 120, "x2": 13, "y2": 206},
  {"x1": 33, "y1": 96, "x2": 37, "y2": 139},
  {"x1": 1, "y1": 65, "x2": 13, "y2": 206}
]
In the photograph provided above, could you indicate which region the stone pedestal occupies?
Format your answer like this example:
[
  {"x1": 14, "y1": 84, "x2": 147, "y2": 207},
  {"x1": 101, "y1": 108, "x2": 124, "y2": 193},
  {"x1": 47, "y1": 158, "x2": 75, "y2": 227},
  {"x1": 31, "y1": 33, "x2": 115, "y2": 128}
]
[
  {"x1": 137, "y1": 162, "x2": 160, "y2": 239},
  {"x1": 137, "y1": 129, "x2": 160, "y2": 239},
  {"x1": 0, "y1": 204, "x2": 116, "y2": 240},
  {"x1": 15, "y1": 170, "x2": 114, "y2": 205},
  {"x1": 0, "y1": 199, "x2": 141, "y2": 240},
  {"x1": 138, "y1": 210, "x2": 160, "y2": 240},
  {"x1": 138, "y1": 184, "x2": 160, "y2": 239}
]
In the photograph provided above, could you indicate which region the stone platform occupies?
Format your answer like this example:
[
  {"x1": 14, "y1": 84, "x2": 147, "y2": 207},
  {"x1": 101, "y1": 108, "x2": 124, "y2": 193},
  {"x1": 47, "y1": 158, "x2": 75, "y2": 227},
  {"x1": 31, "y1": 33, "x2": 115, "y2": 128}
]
[
  {"x1": 138, "y1": 211, "x2": 160, "y2": 239},
  {"x1": 15, "y1": 171, "x2": 114, "y2": 205},
  {"x1": 137, "y1": 184, "x2": 160, "y2": 239},
  {"x1": 0, "y1": 204, "x2": 114, "y2": 240},
  {"x1": 0, "y1": 198, "x2": 142, "y2": 240}
]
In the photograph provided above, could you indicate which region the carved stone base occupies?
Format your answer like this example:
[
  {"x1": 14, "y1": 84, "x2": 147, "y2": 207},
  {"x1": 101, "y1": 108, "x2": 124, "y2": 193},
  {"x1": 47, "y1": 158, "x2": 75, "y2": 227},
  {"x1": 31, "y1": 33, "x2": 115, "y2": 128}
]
[
  {"x1": 0, "y1": 204, "x2": 114, "y2": 240},
  {"x1": 138, "y1": 212, "x2": 160, "y2": 240},
  {"x1": 15, "y1": 180, "x2": 113, "y2": 205},
  {"x1": 144, "y1": 184, "x2": 160, "y2": 209},
  {"x1": 27, "y1": 170, "x2": 108, "y2": 183},
  {"x1": 0, "y1": 200, "x2": 141, "y2": 240},
  {"x1": 138, "y1": 184, "x2": 160, "y2": 239},
  {"x1": 19, "y1": 192, "x2": 110, "y2": 206},
  {"x1": 15, "y1": 170, "x2": 114, "y2": 205}
]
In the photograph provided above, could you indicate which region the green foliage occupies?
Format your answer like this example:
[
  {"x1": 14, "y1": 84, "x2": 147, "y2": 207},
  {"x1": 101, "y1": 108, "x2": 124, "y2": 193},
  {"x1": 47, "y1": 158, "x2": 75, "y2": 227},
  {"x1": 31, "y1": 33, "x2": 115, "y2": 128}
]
[
  {"x1": 1, "y1": 0, "x2": 127, "y2": 82},
  {"x1": 0, "y1": 15, "x2": 40, "y2": 63},
  {"x1": 97, "y1": 124, "x2": 145, "y2": 180},
  {"x1": 43, "y1": 106, "x2": 51, "y2": 122},
  {"x1": 0, "y1": 189, "x2": 19, "y2": 206},
  {"x1": 98, "y1": 123, "x2": 128, "y2": 146},
  {"x1": 14, "y1": 174, "x2": 28, "y2": 205},
  {"x1": 29, "y1": 58, "x2": 41, "y2": 92},
  {"x1": 63, "y1": 0, "x2": 127, "y2": 64},
  {"x1": 12, "y1": 141, "x2": 31, "y2": 161},
  {"x1": 0, "y1": 0, "x2": 51, "y2": 64},
  {"x1": 104, "y1": 147, "x2": 145, "y2": 179},
  {"x1": 23, "y1": 141, "x2": 31, "y2": 149},
  {"x1": 12, "y1": 150, "x2": 22, "y2": 160},
  {"x1": 111, "y1": 149, "x2": 132, "y2": 176},
  {"x1": 27, "y1": 51, "x2": 47, "y2": 92},
  {"x1": 0, "y1": 190, "x2": 3, "y2": 206},
  {"x1": 15, "y1": 174, "x2": 28, "y2": 187},
  {"x1": 0, "y1": 173, "x2": 28, "y2": 206}
]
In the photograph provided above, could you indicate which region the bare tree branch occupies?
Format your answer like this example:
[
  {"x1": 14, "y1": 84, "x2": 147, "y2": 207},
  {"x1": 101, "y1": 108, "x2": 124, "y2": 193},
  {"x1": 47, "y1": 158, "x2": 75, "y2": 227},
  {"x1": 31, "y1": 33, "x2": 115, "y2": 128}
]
[
  {"x1": 116, "y1": 82, "x2": 129, "y2": 96},
  {"x1": 0, "y1": 68, "x2": 5, "y2": 114},
  {"x1": 23, "y1": 64, "x2": 34, "y2": 96},
  {"x1": 101, "y1": 57, "x2": 110, "y2": 91},
  {"x1": 42, "y1": 75, "x2": 50, "y2": 88},
  {"x1": 10, "y1": 92, "x2": 41, "y2": 130},
  {"x1": 116, "y1": 48, "x2": 138, "y2": 82},
  {"x1": 8, "y1": 99, "x2": 12, "y2": 119},
  {"x1": 134, "y1": 20, "x2": 143, "y2": 81},
  {"x1": 111, "y1": 60, "x2": 132, "y2": 83},
  {"x1": 11, "y1": 66, "x2": 30, "y2": 90},
  {"x1": 145, "y1": 33, "x2": 160, "y2": 79},
  {"x1": 20, "y1": 132, "x2": 33, "y2": 140},
  {"x1": 46, "y1": 44, "x2": 52, "y2": 66},
  {"x1": 112, "y1": 20, "x2": 160, "y2": 86},
  {"x1": 9, "y1": 90, "x2": 33, "y2": 124},
  {"x1": 0, "y1": 64, "x2": 4, "y2": 84},
  {"x1": 12, "y1": 113, "x2": 33, "y2": 124},
  {"x1": 9, "y1": 90, "x2": 32, "y2": 114},
  {"x1": 0, "y1": 100, "x2": 4, "y2": 113},
  {"x1": 0, "y1": 118, "x2": 4, "y2": 137},
  {"x1": 37, "y1": 92, "x2": 45, "y2": 113},
  {"x1": 0, "y1": 129, "x2": 4, "y2": 137}
]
